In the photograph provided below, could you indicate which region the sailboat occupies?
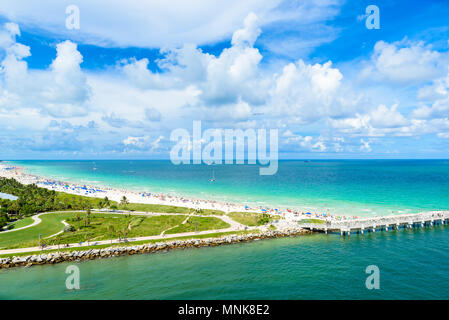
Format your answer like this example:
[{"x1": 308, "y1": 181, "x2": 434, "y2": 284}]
[{"x1": 210, "y1": 168, "x2": 215, "y2": 182}]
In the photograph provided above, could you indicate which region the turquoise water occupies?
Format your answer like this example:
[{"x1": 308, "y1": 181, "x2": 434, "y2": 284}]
[
  {"x1": 2, "y1": 227, "x2": 449, "y2": 300},
  {"x1": 2, "y1": 160, "x2": 449, "y2": 300},
  {"x1": 8, "y1": 160, "x2": 449, "y2": 217}
]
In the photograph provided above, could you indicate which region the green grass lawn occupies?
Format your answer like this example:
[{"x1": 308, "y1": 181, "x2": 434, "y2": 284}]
[
  {"x1": 0, "y1": 212, "x2": 189, "y2": 249},
  {"x1": 0, "y1": 202, "x2": 231, "y2": 250},
  {"x1": 0, "y1": 212, "x2": 78, "y2": 249},
  {"x1": 7, "y1": 217, "x2": 34, "y2": 230},
  {"x1": 228, "y1": 212, "x2": 277, "y2": 226},
  {"x1": 190, "y1": 209, "x2": 225, "y2": 215},
  {"x1": 165, "y1": 216, "x2": 230, "y2": 234},
  {"x1": 0, "y1": 229, "x2": 261, "y2": 258},
  {"x1": 297, "y1": 219, "x2": 326, "y2": 224},
  {"x1": 118, "y1": 202, "x2": 225, "y2": 215},
  {"x1": 55, "y1": 213, "x2": 187, "y2": 245},
  {"x1": 55, "y1": 192, "x2": 118, "y2": 209}
]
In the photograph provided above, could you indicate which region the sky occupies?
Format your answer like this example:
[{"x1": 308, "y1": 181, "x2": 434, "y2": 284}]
[{"x1": 1, "y1": 0, "x2": 449, "y2": 159}]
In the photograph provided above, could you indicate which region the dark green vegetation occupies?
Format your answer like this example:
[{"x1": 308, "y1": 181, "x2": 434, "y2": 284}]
[
  {"x1": 0, "y1": 178, "x2": 225, "y2": 229},
  {"x1": 0, "y1": 178, "x2": 113, "y2": 227},
  {"x1": 228, "y1": 212, "x2": 278, "y2": 226}
]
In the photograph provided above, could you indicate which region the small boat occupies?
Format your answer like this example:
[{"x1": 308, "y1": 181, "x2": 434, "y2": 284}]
[{"x1": 210, "y1": 168, "x2": 215, "y2": 182}]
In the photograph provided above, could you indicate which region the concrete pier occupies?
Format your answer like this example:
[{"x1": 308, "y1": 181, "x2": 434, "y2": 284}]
[{"x1": 300, "y1": 211, "x2": 449, "y2": 236}]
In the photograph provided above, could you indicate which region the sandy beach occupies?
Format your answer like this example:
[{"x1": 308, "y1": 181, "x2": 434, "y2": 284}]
[{"x1": 0, "y1": 162, "x2": 358, "y2": 222}]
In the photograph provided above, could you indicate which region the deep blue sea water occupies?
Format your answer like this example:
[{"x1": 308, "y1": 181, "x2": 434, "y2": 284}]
[{"x1": 8, "y1": 159, "x2": 449, "y2": 217}]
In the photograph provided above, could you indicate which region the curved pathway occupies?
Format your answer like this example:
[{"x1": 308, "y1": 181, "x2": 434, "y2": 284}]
[
  {"x1": 1, "y1": 213, "x2": 44, "y2": 234},
  {"x1": 0, "y1": 211, "x2": 85, "y2": 234},
  {"x1": 0, "y1": 224, "x2": 259, "y2": 255},
  {"x1": 0, "y1": 210, "x2": 251, "y2": 255}
]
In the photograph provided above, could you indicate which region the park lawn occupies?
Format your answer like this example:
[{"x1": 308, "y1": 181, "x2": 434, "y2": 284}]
[
  {"x1": 165, "y1": 216, "x2": 230, "y2": 234},
  {"x1": 0, "y1": 230, "x2": 261, "y2": 259},
  {"x1": 8, "y1": 217, "x2": 34, "y2": 230},
  {"x1": 118, "y1": 202, "x2": 225, "y2": 215},
  {"x1": 118, "y1": 203, "x2": 191, "y2": 214},
  {"x1": 0, "y1": 212, "x2": 78, "y2": 249},
  {"x1": 49, "y1": 213, "x2": 187, "y2": 245},
  {"x1": 190, "y1": 209, "x2": 225, "y2": 215},
  {"x1": 297, "y1": 219, "x2": 326, "y2": 224},
  {"x1": 228, "y1": 212, "x2": 277, "y2": 226},
  {"x1": 55, "y1": 191, "x2": 118, "y2": 209}
]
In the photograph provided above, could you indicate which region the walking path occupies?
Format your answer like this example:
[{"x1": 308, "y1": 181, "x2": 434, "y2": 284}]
[
  {"x1": 1, "y1": 213, "x2": 45, "y2": 233},
  {"x1": 0, "y1": 224, "x2": 257, "y2": 255},
  {"x1": 0, "y1": 210, "x2": 250, "y2": 255}
]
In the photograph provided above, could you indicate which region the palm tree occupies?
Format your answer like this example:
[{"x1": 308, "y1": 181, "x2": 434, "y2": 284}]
[
  {"x1": 120, "y1": 196, "x2": 129, "y2": 206},
  {"x1": 84, "y1": 233, "x2": 92, "y2": 246},
  {"x1": 108, "y1": 225, "x2": 115, "y2": 244},
  {"x1": 55, "y1": 234, "x2": 61, "y2": 252},
  {"x1": 122, "y1": 228, "x2": 129, "y2": 242},
  {"x1": 86, "y1": 207, "x2": 91, "y2": 225},
  {"x1": 102, "y1": 196, "x2": 111, "y2": 209}
]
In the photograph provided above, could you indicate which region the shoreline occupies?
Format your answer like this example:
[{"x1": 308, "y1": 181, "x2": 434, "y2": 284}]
[
  {"x1": 0, "y1": 162, "x2": 348, "y2": 221},
  {"x1": 0, "y1": 228, "x2": 310, "y2": 269}
]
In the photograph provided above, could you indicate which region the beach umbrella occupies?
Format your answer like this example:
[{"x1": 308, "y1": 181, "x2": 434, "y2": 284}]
[{"x1": 305, "y1": 212, "x2": 311, "y2": 215}]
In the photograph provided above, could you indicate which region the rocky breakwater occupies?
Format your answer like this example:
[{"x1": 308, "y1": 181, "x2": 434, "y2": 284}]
[{"x1": 0, "y1": 228, "x2": 309, "y2": 269}]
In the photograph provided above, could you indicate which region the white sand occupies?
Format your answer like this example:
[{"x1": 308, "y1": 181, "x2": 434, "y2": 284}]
[{"x1": 0, "y1": 162, "x2": 344, "y2": 221}]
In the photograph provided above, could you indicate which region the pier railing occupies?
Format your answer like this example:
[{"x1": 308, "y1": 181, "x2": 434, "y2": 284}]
[{"x1": 299, "y1": 211, "x2": 449, "y2": 235}]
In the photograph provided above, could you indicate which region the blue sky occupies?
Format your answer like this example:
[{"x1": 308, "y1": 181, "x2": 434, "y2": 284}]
[{"x1": 1, "y1": 0, "x2": 449, "y2": 159}]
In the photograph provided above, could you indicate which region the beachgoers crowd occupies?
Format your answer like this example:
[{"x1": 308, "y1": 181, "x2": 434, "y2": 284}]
[{"x1": 0, "y1": 163, "x2": 361, "y2": 222}]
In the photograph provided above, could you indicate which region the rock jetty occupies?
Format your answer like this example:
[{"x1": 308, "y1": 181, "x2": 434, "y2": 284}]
[{"x1": 0, "y1": 228, "x2": 309, "y2": 269}]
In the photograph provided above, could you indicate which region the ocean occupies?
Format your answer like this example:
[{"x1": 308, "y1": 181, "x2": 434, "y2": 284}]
[
  {"x1": 2, "y1": 160, "x2": 449, "y2": 299},
  {"x1": 2, "y1": 227, "x2": 449, "y2": 299},
  {"x1": 8, "y1": 159, "x2": 449, "y2": 217}
]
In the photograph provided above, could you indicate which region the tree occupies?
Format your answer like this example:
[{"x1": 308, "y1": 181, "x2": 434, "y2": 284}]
[
  {"x1": 102, "y1": 197, "x2": 111, "y2": 208},
  {"x1": 86, "y1": 207, "x2": 91, "y2": 225},
  {"x1": 122, "y1": 228, "x2": 129, "y2": 241},
  {"x1": 120, "y1": 196, "x2": 129, "y2": 208},
  {"x1": 55, "y1": 235, "x2": 62, "y2": 252},
  {"x1": 8, "y1": 201, "x2": 20, "y2": 216},
  {"x1": 84, "y1": 233, "x2": 91, "y2": 246},
  {"x1": 120, "y1": 196, "x2": 129, "y2": 205},
  {"x1": 108, "y1": 225, "x2": 115, "y2": 244}
]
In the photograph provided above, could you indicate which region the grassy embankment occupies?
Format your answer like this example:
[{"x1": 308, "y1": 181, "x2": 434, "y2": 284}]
[
  {"x1": 297, "y1": 219, "x2": 326, "y2": 224},
  {"x1": 6, "y1": 217, "x2": 34, "y2": 230},
  {"x1": 0, "y1": 211, "x2": 232, "y2": 250},
  {"x1": 228, "y1": 212, "x2": 278, "y2": 226},
  {"x1": 0, "y1": 229, "x2": 261, "y2": 259},
  {"x1": 165, "y1": 216, "x2": 230, "y2": 234},
  {"x1": 119, "y1": 202, "x2": 224, "y2": 215}
]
